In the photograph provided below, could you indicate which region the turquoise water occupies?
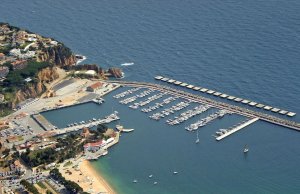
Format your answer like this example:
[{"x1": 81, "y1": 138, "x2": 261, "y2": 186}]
[{"x1": 2, "y1": 0, "x2": 300, "y2": 193}]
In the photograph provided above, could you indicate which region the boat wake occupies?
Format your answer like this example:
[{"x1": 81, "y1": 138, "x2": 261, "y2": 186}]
[{"x1": 120, "y1": 62, "x2": 134, "y2": 66}]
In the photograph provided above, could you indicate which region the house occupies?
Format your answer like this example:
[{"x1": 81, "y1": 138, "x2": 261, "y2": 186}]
[
  {"x1": 9, "y1": 48, "x2": 35, "y2": 59},
  {"x1": 11, "y1": 60, "x2": 27, "y2": 70},
  {"x1": 24, "y1": 77, "x2": 32, "y2": 82},
  {"x1": 0, "y1": 66, "x2": 9, "y2": 77},
  {"x1": 84, "y1": 140, "x2": 106, "y2": 152},
  {"x1": 86, "y1": 82, "x2": 103, "y2": 92}
]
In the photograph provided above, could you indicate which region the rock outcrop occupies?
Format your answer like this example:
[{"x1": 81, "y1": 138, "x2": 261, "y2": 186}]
[
  {"x1": 107, "y1": 67, "x2": 123, "y2": 78},
  {"x1": 37, "y1": 44, "x2": 77, "y2": 67},
  {"x1": 11, "y1": 67, "x2": 59, "y2": 108}
]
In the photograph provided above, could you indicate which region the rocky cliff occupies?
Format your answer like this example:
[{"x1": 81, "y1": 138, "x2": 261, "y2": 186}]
[
  {"x1": 11, "y1": 67, "x2": 59, "y2": 108},
  {"x1": 107, "y1": 67, "x2": 123, "y2": 78},
  {"x1": 37, "y1": 44, "x2": 77, "y2": 67}
]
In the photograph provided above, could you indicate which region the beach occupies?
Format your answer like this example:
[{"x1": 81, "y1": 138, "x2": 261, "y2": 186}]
[{"x1": 61, "y1": 159, "x2": 116, "y2": 194}]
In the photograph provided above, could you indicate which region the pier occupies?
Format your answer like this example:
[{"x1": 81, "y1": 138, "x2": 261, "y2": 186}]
[
  {"x1": 155, "y1": 76, "x2": 296, "y2": 117},
  {"x1": 105, "y1": 80, "x2": 300, "y2": 132},
  {"x1": 216, "y1": 118, "x2": 259, "y2": 141},
  {"x1": 37, "y1": 112, "x2": 120, "y2": 137},
  {"x1": 54, "y1": 112, "x2": 120, "y2": 135}
]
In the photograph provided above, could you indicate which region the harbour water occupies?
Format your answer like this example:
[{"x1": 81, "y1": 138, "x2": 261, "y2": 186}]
[{"x1": 2, "y1": 0, "x2": 300, "y2": 193}]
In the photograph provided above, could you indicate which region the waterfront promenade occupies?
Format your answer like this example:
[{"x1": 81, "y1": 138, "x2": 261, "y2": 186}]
[{"x1": 105, "y1": 80, "x2": 300, "y2": 131}]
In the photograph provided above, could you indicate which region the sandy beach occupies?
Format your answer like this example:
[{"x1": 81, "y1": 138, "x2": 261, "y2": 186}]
[{"x1": 61, "y1": 159, "x2": 116, "y2": 194}]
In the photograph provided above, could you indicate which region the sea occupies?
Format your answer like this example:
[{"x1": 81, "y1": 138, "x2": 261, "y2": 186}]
[{"x1": 1, "y1": 0, "x2": 300, "y2": 193}]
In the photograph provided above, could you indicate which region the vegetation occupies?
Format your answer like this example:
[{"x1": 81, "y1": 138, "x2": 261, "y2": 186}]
[
  {"x1": 3, "y1": 61, "x2": 49, "y2": 87},
  {"x1": 96, "y1": 124, "x2": 108, "y2": 134},
  {"x1": 37, "y1": 181, "x2": 47, "y2": 189},
  {"x1": 46, "y1": 190, "x2": 53, "y2": 194},
  {"x1": 63, "y1": 161, "x2": 72, "y2": 167},
  {"x1": 20, "y1": 133, "x2": 84, "y2": 167},
  {"x1": 50, "y1": 168, "x2": 84, "y2": 194},
  {"x1": 20, "y1": 179, "x2": 40, "y2": 194},
  {"x1": 0, "y1": 45, "x2": 12, "y2": 55}
]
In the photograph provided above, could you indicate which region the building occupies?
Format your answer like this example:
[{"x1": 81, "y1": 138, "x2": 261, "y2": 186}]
[
  {"x1": 83, "y1": 140, "x2": 106, "y2": 152},
  {"x1": 0, "y1": 66, "x2": 9, "y2": 77},
  {"x1": 11, "y1": 60, "x2": 27, "y2": 70},
  {"x1": 86, "y1": 82, "x2": 103, "y2": 92},
  {"x1": 9, "y1": 48, "x2": 35, "y2": 59}
]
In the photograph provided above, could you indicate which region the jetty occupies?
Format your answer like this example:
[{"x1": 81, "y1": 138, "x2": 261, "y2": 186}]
[
  {"x1": 155, "y1": 76, "x2": 296, "y2": 117},
  {"x1": 104, "y1": 80, "x2": 300, "y2": 132},
  {"x1": 37, "y1": 112, "x2": 120, "y2": 137},
  {"x1": 216, "y1": 118, "x2": 259, "y2": 141}
]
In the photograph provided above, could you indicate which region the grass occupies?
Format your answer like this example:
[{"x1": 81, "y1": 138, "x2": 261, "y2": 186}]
[
  {"x1": 63, "y1": 161, "x2": 72, "y2": 167},
  {"x1": 37, "y1": 181, "x2": 47, "y2": 189}
]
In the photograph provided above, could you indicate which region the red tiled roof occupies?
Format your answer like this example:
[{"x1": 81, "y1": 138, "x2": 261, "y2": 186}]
[
  {"x1": 84, "y1": 140, "x2": 103, "y2": 148},
  {"x1": 88, "y1": 82, "x2": 103, "y2": 89}
]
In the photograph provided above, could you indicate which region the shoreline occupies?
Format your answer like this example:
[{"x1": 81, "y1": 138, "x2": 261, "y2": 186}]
[
  {"x1": 82, "y1": 159, "x2": 117, "y2": 194},
  {"x1": 60, "y1": 158, "x2": 116, "y2": 194}
]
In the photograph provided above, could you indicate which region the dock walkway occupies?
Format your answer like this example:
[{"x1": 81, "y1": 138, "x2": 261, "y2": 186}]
[{"x1": 216, "y1": 118, "x2": 259, "y2": 141}]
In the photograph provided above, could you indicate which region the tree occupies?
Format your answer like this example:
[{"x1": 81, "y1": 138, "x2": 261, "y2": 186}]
[
  {"x1": 2, "y1": 148, "x2": 10, "y2": 156},
  {"x1": 20, "y1": 179, "x2": 39, "y2": 194},
  {"x1": 97, "y1": 124, "x2": 108, "y2": 133}
]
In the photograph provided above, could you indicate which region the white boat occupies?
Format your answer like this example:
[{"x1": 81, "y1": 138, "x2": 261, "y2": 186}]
[
  {"x1": 173, "y1": 171, "x2": 178, "y2": 175},
  {"x1": 195, "y1": 130, "x2": 200, "y2": 144},
  {"x1": 122, "y1": 128, "x2": 134, "y2": 132},
  {"x1": 243, "y1": 145, "x2": 249, "y2": 153},
  {"x1": 153, "y1": 182, "x2": 158, "y2": 185},
  {"x1": 149, "y1": 174, "x2": 153, "y2": 178},
  {"x1": 133, "y1": 179, "x2": 138, "y2": 183}
]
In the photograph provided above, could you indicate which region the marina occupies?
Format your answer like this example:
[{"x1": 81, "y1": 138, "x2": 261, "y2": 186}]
[
  {"x1": 119, "y1": 89, "x2": 154, "y2": 105},
  {"x1": 167, "y1": 105, "x2": 210, "y2": 125},
  {"x1": 106, "y1": 80, "x2": 300, "y2": 132},
  {"x1": 149, "y1": 101, "x2": 191, "y2": 121},
  {"x1": 155, "y1": 76, "x2": 297, "y2": 117},
  {"x1": 141, "y1": 96, "x2": 177, "y2": 113},
  {"x1": 128, "y1": 92, "x2": 165, "y2": 109},
  {"x1": 185, "y1": 110, "x2": 229, "y2": 131}
]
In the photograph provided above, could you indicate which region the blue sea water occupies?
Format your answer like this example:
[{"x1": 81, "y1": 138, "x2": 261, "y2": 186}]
[{"x1": 1, "y1": 0, "x2": 300, "y2": 193}]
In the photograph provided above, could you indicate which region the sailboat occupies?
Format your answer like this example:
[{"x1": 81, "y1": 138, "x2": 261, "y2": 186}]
[
  {"x1": 243, "y1": 144, "x2": 249, "y2": 153},
  {"x1": 195, "y1": 130, "x2": 200, "y2": 144}
]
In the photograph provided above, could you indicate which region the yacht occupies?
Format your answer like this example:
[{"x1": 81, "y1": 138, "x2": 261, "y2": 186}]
[
  {"x1": 173, "y1": 171, "x2": 178, "y2": 175},
  {"x1": 133, "y1": 179, "x2": 138, "y2": 183},
  {"x1": 149, "y1": 174, "x2": 153, "y2": 178},
  {"x1": 243, "y1": 145, "x2": 249, "y2": 153}
]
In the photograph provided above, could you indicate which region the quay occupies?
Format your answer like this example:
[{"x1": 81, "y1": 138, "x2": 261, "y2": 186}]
[
  {"x1": 39, "y1": 97, "x2": 104, "y2": 114},
  {"x1": 32, "y1": 114, "x2": 56, "y2": 131},
  {"x1": 216, "y1": 118, "x2": 259, "y2": 141},
  {"x1": 105, "y1": 80, "x2": 300, "y2": 132},
  {"x1": 54, "y1": 112, "x2": 120, "y2": 135},
  {"x1": 37, "y1": 112, "x2": 120, "y2": 137},
  {"x1": 155, "y1": 76, "x2": 296, "y2": 117}
]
